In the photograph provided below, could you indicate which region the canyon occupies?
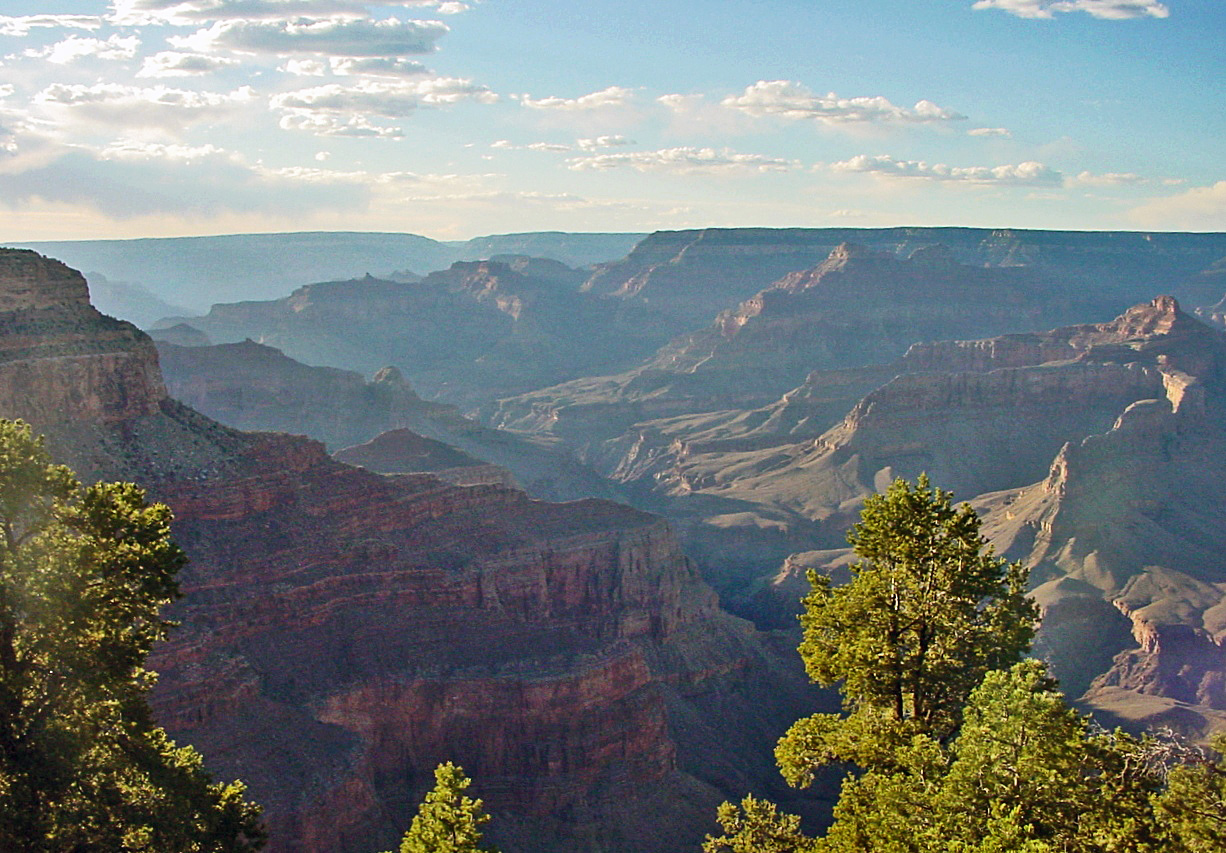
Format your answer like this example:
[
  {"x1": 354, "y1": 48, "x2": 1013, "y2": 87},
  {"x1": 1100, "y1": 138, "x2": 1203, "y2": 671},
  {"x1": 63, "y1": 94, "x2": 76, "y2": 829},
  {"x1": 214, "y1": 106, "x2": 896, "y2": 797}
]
[
  {"x1": 5, "y1": 223, "x2": 1226, "y2": 849},
  {"x1": 0, "y1": 248, "x2": 820, "y2": 853}
]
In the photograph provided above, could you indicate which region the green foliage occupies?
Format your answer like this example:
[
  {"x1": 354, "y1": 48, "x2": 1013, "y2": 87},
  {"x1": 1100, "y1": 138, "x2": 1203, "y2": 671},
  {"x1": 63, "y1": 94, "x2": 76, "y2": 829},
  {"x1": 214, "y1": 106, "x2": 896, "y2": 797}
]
[
  {"x1": 776, "y1": 476, "x2": 1037, "y2": 799},
  {"x1": 812, "y1": 662, "x2": 1169, "y2": 853},
  {"x1": 798, "y1": 475, "x2": 1036, "y2": 736},
  {"x1": 389, "y1": 762, "x2": 498, "y2": 853},
  {"x1": 1156, "y1": 732, "x2": 1226, "y2": 852},
  {"x1": 0, "y1": 418, "x2": 265, "y2": 852},
  {"x1": 702, "y1": 795, "x2": 815, "y2": 853}
]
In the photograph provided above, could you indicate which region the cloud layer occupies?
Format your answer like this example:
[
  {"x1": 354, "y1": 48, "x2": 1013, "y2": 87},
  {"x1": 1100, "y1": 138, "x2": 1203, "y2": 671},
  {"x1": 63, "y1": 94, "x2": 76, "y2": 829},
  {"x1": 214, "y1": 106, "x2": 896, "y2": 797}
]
[
  {"x1": 832, "y1": 154, "x2": 1062, "y2": 185},
  {"x1": 568, "y1": 146, "x2": 794, "y2": 174},
  {"x1": 722, "y1": 81, "x2": 966, "y2": 124},
  {"x1": 171, "y1": 17, "x2": 449, "y2": 57},
  {"x1": 971, "y1": 0, "x2": 1169, "y2": 19}
]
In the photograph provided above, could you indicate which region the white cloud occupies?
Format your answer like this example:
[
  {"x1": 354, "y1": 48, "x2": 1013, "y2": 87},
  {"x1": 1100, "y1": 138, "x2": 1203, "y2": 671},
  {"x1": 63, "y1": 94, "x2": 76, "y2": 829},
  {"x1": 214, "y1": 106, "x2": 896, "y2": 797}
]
[
  {"x1": 567, "y1": 146, "x2": 795, "y2": 174},
  {"x1": 0, "y1": 15, "x2": 103, "y2": 36},
  {"x1": 968, "y1": 127, "x2": 1011, "y2": 137},
  {"x1": 831, "y1": 153, "x2": 1062, "y2": 185},
  {"x1": 972, "y1": 0, "x2": 1169, "y2": 19},
  {"x1": 25, "y1": 35, "x2": 141, "y2": 64},
  {"x1": 489, "y1": 139, "x2": 572, "y2": 151},
  {"x1": 278, "y1": 111, "x2": 405, "y2": 138},
  {"x1": 171, "y1": 17, "x2": 448, "y2": 57},
  {"x1": 272, "y1": 77, "x2": 495, "y2": 117},
  {"x1": 1130, "y1": 181, "x2": 1226, "y2": 229},
  {"x1": 34, "y1": 82, "x2": 257, "y2": 130},
  {"x1": 110, "y1": 1, "x2": 467, "y2": 25},
  {"x1": 330, "y1": 56, "x2": 429, "y2": 77},
  {"x1": 282, "y1": 58, "x2": 328, "y2": 75},
  {"x1": 1071, "y1": 170, "x2": 1145, "y2": 186},
  {"x1": 138, "y1": 51, "x2": 241, "y2": 77},
  {"x1": 0, "y1": 85, "x2": 14, "y2": 99},
  {"x1": 99, "y1": 140, "x2": 236, "y2": 163},
  {"x1": 519, "y1": 86, "x2": 634, "y2": 111},
  {"x1": 722, "y1": 81, "x2": 966, "y2": 124},
  {"x1": 576, "y1": 134, "x2": 633, "y2": 151}
]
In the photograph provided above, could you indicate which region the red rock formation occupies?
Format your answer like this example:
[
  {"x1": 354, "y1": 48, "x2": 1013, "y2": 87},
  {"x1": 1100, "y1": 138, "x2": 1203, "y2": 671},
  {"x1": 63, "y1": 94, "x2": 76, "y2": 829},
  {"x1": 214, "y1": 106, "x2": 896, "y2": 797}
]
[{"x1": 0, "y1": 248, "x2": 812, "y2": 853}]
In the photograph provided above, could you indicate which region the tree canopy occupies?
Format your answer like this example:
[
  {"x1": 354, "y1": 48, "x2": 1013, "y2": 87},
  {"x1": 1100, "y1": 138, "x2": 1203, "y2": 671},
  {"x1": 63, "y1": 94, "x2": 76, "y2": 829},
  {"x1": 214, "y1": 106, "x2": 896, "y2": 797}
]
[
  {"x1": 777, "y1": 475, "x2": 1036, "y2": 781},
  {"x1": 0, "y1": 418, "x2": 265, "y2": 851},
  {"x1": 708, "y1": 476, "x2": 1226, "y2": 853},
  {"x1": 389, "y1": 761, "x2": 499, "y2": 853}
]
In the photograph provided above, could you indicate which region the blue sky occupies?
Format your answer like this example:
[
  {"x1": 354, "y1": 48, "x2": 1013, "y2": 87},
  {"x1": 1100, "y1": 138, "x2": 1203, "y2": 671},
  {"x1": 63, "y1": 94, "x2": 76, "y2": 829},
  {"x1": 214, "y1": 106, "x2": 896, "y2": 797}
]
[{"x1": 0, "y1": 0, "x2": 1222, "y2": 240}]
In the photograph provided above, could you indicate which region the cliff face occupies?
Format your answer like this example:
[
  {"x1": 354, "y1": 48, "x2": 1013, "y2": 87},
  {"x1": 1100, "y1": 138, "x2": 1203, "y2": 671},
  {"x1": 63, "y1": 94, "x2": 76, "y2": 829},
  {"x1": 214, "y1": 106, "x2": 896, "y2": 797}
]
[
  {"x1": 0, "y1": 248, "x2": 815, "y2": 853},
  {"x1": 147, "y1": 436, "x2": 763, "y2": 851},
  {"x1": 721, "y1": 294, "x2": 1226, "y2": 736},
  {"x1": 157, "y1": 339, "x2": 622, "y2": 502},
  {"x1": 161, "y1": 259, "x2": 673, "y2": 408},
  {"x1": 491, "y1": 242, "x2": 1107, "y2": 465},
  {"x1": 0, "y1": 250, "x2": 166, "y2": 426}
]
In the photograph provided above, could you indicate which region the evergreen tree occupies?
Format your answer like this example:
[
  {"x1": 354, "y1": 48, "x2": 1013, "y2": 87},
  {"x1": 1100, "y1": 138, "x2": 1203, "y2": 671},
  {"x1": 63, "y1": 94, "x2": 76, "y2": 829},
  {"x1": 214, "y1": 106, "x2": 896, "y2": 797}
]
[
  {"x1": 702, "y1": 795, "x2": 814, "y2": 853},
  {"x1": 0, "y1": 419, "x2": 265, "y2": 851},
  {"x1": 813, "y1": 661, "x2": 1167, "y2": 852},
  {"x1": 391, "y1": 762, "x2": 498, "y2": 853},
  {"x1": 1156, "y1": 732, "x2": 1226, "y2": 852},
  {"x1": 777, "y1": 475, "x2": 1036, "y2": 782}
]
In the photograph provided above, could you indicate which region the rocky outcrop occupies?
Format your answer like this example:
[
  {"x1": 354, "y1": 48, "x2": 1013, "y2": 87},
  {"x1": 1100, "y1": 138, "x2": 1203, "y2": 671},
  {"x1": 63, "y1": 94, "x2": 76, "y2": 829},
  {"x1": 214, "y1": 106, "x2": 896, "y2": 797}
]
[
  {"x1": 333, "y1": 428, "x2": 514, "y2": 488},
  {"x1": 0, "y1": 250, "x2": 171, "y2": 449}
]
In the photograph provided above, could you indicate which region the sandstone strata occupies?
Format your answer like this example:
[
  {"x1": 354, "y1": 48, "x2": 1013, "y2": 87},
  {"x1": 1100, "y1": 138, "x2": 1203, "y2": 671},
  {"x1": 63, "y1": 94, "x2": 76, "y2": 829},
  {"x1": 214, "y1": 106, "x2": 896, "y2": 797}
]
[{"x1": 0, "y1": 249, "x2": 816, "y2": 853}]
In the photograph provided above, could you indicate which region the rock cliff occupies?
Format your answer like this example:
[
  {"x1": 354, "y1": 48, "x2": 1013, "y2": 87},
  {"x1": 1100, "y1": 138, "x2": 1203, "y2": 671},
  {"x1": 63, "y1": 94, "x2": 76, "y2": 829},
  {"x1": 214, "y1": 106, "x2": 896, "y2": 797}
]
[
  {"x1": 491, "y1": 242, "x2": 1107, "y2": 465},
  {"x1": 0, "y1": 249, "x2": 820, "y2": 853},
  {"x1": 156, "y1": 339, "x2": 622, "y2": 502},
  {"x1": 159, "y1": 259, "x2": 673, "y2": 408}
]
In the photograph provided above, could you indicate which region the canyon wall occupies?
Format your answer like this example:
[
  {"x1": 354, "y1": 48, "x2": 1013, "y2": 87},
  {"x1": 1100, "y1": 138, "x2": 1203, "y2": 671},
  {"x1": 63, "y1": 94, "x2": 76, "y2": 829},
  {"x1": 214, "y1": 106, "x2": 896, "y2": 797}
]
[{"x1": 0, "y1": 249, "x2": 817, "y2": 853}]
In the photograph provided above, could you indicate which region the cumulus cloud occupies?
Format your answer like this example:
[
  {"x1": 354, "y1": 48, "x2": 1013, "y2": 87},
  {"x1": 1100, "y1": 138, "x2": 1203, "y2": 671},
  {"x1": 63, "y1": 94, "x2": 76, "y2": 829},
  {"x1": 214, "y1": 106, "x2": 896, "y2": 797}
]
[
  {"x1": 971, "y1": 0, "x2": 1169, "y2": 19},
  {"x1": 34, "y1": 82, "x2": 257, "y2": 130},
  {"x1": 171, "y1": 17, "x2": 448, "y2": 57},
  {"x1": 25, "y1": 35, "x2": 141, "y2": 64},
  {"x1": 576, "y1": 134, "x2": 633, "y2": 151},
  {"x1": 831, "y1": 153, "x2": 1062, "y2": 185},
  {"x1": 138, "y1": 51, "x2": 240, "y2": 77},
  {"x1": 273, "y1": 77, "x2": 495, "y2": 115},
  {"x1": 282, "y1": 58, "x2": 328, "y2": 75},
  {"x1": 1071, "y1": 170, "x2": 1144, "y2": 186},
  {"x1": 111, "y1": 0, "x2": 467, "y2": 25},
  {"x1": 489, "y1": 139, "x2": 572, "y2": 151},
  {"x1": 98, "y1": 139, "x2": 237, "y2": 163},
  {"x1": 0, "y1": 15, "x2": 103, "y2": 36},
  {"x1": 567, "y1": 146, "x2": 794, "y2": 174},
  {"x1": 519, "y1": 86, "x2": 634, "y2": 110},
  {"x1": 1130, "y1": 181, "x2": 1226, "y2": 229},
  {"x1": 330, "y1": 56, "x2": 429, "y2": 77},
  {"x1": 968, "y1": 127, "x2": 1012, "y2": 137},
  {"x1": 722, "y1": 81, "x2": 966, "y2": 124},
  {"x1": 278, "y1": 112, "x2": 404, "y2": 138},
  {"x1": 273, "y1": 77, "x2": 494, "y2": 136}
]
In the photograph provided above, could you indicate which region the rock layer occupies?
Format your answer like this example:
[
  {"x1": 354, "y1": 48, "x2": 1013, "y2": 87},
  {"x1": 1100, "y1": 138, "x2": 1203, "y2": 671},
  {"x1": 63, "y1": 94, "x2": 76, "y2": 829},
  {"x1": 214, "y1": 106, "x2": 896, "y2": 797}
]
[{"x1": 0, "y1": 248, "x2": 814, "y2": 853}]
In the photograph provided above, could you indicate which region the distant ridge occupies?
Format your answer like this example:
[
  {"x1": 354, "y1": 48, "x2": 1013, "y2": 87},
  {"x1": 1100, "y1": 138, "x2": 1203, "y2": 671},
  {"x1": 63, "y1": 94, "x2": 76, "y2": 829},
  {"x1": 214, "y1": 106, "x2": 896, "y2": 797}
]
[{"x1": 7, "y1": 230, "x2": 648, "y2": 314}]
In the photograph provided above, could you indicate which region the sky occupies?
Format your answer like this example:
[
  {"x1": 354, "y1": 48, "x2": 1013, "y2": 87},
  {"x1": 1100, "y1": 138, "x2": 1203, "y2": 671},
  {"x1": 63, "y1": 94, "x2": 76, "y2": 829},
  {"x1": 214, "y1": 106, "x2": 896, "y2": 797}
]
[{"x1": 0, "y1": 0, "x2": 1223, "y2": 241}]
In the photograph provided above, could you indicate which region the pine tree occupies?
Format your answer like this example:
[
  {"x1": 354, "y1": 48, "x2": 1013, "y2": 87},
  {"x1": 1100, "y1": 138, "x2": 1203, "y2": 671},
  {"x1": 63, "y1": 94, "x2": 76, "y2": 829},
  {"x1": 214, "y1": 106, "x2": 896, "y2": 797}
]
[
  {"x1": 0, "y1": 418, "x2": 265, "y2": 851},
  {"x1": 392, "y1": 762, "x2": 498, "y2": 853}
]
